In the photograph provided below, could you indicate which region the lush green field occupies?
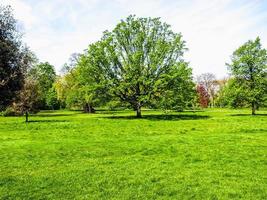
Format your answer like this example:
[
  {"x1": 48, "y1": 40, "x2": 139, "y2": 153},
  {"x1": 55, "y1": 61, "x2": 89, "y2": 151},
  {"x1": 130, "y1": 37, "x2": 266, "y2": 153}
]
[{"x1": 0, "y1": 109, "x2": 266, "y2": 199}]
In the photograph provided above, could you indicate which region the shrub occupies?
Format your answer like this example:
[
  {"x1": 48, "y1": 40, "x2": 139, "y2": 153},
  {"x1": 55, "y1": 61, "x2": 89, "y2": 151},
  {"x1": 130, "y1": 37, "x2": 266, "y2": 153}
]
[{"x1": 2, "y1": 106, "x2": 17, "y2": 117}]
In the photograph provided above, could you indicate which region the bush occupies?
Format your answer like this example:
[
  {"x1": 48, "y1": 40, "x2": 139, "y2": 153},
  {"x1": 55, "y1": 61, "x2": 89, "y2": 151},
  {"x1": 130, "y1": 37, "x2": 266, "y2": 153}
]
[{"x1": 2, "y1": 107, "x2": 17, "y2": 116}]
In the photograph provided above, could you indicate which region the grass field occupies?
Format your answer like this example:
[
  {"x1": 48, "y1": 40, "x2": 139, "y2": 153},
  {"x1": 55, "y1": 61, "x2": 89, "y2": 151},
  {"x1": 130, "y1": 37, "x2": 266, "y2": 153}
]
[{"x1": 0, "y1": 109, "x2": 266, "y2": 199}]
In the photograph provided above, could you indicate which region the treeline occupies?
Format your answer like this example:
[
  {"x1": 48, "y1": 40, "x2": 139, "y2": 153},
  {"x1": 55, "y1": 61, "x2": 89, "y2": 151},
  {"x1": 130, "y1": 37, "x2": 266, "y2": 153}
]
[{"x1": 1, "y1": 5, "x2": 266, "y2": 120}]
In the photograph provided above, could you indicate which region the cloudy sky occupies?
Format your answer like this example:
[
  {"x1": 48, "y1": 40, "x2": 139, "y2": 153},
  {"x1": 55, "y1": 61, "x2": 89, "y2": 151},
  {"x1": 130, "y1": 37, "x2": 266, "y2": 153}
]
[{"x1": 2, "y1": 0, "x2": 267, "y2": 78}]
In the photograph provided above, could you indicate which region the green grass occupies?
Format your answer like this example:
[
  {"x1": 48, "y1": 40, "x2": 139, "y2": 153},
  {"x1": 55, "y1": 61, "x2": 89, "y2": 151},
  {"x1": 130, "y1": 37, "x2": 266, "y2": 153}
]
[{"x1": 0, "y1": 109, "x2": 266, "y2": 199}]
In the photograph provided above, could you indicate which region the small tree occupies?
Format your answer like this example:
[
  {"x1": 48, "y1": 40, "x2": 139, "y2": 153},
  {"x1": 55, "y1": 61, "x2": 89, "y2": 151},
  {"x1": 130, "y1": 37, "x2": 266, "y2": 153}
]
[
  {"x1": 197, "y1": 73, "x2": 218, "y2": 107},
  {"x1": 196, "y1": 84, "x2": 209, "y2": 108},
  {"x1": 15, "y1": 78, "x2": 40, "y2": 122},
  {"x1": 227, "y1": 37, "x2": 267, "y2": 115}
]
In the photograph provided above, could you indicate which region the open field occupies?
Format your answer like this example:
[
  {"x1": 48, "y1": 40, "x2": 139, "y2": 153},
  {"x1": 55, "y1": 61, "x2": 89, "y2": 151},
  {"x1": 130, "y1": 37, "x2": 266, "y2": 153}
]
[{"x1": 0, "y1": 109, "x2": 266, "y2": 199}]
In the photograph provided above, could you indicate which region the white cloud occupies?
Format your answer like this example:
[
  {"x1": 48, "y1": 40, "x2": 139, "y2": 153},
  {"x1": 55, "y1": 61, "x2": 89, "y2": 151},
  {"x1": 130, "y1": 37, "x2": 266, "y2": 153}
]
[{"x1": 1, "y1": 0, "x2": 267, "y2": 78}]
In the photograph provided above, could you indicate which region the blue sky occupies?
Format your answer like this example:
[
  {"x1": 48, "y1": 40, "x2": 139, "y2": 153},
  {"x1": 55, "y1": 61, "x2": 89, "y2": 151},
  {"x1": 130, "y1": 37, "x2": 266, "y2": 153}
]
[{"x1": 2, "y1": 0, "x2": 267, "y2": 78}]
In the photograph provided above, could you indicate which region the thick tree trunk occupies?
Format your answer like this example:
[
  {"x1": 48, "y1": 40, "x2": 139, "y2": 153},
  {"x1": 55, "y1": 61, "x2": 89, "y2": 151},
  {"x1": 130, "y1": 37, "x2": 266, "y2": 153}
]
[
  {"x1": 136, "y1": 103, "x2": 142, "y2": 118},
  {"x1": 252, "y1": 101, "x2": 256, "y2": 115},
  {"x1": 25, "y1": 111, "x2": 29, "y2": 123},
  {"x1": 84, "y1": 103, "x2": 95, "y2": 113}
]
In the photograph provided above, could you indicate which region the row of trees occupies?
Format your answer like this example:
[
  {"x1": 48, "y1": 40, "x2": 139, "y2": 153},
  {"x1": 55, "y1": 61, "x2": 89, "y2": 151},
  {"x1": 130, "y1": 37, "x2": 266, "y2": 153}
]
[
  {"x1": 0, "y1": 5, "x2": 59, "y2": 121},
  {"x1": 195, "y1": 37, "x2": 267, "y2": 115},
  {"x1": 1, "y1": 5, "x2": 266, "y2": 120},
  {"x1": 55, "y1": 15, "x2": 197, "y2": 117},
  {"x1": 55, "y1": 16, "x2": 266, "y2": 116}
]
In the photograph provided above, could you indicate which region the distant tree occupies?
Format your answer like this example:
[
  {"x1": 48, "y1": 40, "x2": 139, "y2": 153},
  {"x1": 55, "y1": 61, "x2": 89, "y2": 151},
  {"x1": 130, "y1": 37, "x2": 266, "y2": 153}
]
[
  {"x1": 46, "y1": 85, "x2": 60, "y2": 110},
  {"x1": 197, "y1": 73, "x2": 218, "y2": 107},
  {"x1": 156, "y1": 62, "x2": 196, "y2": 111},
  {"x1": 196, "y1": 84, "x2": 209, "y2": 108},
  {"x1": 89, "y1": 15, "x2": 193, "y2": 117},
  {"x1": 227, "y1": 37, "x2": 267, "y2": 115},
  {"x1": 29, "y1": 62, "x2": 57, "y2": 109},
  {"x1": 216, "y1": 78, "x2": 249, "y2": 108},
  {"x1": 0, "y1": 5, "x2": 31, "y2": 110},
  {"x1": 60, "y1": 48, "x2": 111, "y2": 113},
  {"x1": 14, "y1": 78, "x2": 41, "y2": 122},
  {"x1": 60, "y1": 53, "x2": 81, "y2": 75}
]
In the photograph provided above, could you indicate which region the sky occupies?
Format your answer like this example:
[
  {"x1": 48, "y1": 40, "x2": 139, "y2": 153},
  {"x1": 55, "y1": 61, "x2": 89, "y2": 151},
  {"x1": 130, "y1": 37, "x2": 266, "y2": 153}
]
[{"x1": 1, "y1": 0, "x2": 267, "y2": 78}]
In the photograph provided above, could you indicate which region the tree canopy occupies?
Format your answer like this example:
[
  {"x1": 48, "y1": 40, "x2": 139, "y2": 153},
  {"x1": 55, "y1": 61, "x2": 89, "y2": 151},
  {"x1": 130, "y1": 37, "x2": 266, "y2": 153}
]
[
  {"x1": 227, "y1": 37, "x2": 267, "y2": 115},
  {"x1": 75, "y1": 15, "x2": 195, "y2": 117},
  {"x1": 0, "y1": 5, "x2": 29, "y2": 110}
]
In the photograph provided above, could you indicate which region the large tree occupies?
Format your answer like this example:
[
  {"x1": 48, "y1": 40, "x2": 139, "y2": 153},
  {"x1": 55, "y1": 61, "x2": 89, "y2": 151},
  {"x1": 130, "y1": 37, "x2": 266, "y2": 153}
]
[
  {"x1": 0, "y1": 5, "x2": 28, "y2": 110},
  {"x1": 87, "y1": 15, "x2": 194, "y2": 117},
  {"x1": 227, "y1": 37, "x2": 267, "y2": 115}
]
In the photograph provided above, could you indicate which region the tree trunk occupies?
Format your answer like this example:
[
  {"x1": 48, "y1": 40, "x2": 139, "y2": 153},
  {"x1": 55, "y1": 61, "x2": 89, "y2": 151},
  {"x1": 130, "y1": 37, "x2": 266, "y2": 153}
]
[
  {"x1": 84, "y1": 103, "x2": 95, "y2": 113},
  {"x1": 252, "y1": 101, "x2": 256, "y2": 115},
  {"x1": 136, "y1": 103, "x2": 142, "y2": 118},
  {"x1": 25, "y1": 111, "x2": 29, "y2": 123}
]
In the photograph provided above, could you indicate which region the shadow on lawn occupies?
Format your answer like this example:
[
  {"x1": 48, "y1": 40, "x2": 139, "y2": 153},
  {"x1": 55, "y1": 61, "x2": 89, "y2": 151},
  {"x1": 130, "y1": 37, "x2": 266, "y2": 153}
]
[
  {"x1": 230, "y1": 114, "x2": 267, "y2": 117},
  {"x1": 34, "y1": 113, "x2": 79, "y2": 117},
  {"x1": 27, "y1": 120, "x2": 69, "y2": 123},
  {"x1": 103, "y1": 114, "x2": 210, "y2": 121}
]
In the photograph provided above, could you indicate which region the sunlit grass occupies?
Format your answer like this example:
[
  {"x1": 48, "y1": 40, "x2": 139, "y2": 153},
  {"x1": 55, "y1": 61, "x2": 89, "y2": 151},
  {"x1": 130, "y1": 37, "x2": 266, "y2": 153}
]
[{"x1": 0, "y1": 109, "x2": 266, "y2": 199}]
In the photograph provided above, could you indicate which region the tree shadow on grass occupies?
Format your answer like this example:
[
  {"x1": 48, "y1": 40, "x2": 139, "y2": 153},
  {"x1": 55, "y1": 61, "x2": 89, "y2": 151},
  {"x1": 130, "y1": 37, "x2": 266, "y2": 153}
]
[
  {"x1": 27, "y1": 120, "x2": 69, "y2": 123},
  {"x1": 34, "y1": 113, "x2": 79, "y2": 117},
  {"x1": 230, "y1": 114, "x2": 267, "y2": 117},
  {"x1": 102, "y1": 114, "x2": 210, "y2": 121}
]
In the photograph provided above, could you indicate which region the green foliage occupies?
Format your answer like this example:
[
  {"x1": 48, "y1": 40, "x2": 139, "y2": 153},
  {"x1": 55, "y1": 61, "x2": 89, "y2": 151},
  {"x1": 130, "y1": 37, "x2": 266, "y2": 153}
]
[
  {"x1": 0, "y1": 109, "x2": 266, "y2": 199},
  {"x1": 154, "y1": 62, "x2": 196, "y2": 111},
  {"x1": 14, "y1": 78, "x2": 41, "y2": 114},
  {"x1": 0, "y1": 5, "x2": 34, "y2": 110},
  {"x1": 79, "y1": 15, "x2": 195, "y2": 117},
  {"x1": 227, "y1": 37, "x2": 267, "y2": 114},
  {"x1": 46, "y1": 86, "x2": 60, "y2": 110},
  {"x1": 2, "y1": 106, "x2": 17, "y2": 117},
  {"x1": 29, "y1": 62, "x2": 57, "y2": 109},
  {"x1": 216, "y1": 78, "x2": 250, "y2": 108}
]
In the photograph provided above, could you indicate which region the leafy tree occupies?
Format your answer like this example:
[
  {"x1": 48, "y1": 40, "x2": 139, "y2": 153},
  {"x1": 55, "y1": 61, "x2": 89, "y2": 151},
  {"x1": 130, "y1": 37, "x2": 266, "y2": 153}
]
[
  {"x1": 197, "y1": 73, "x2": 218, "y2": 107},
  {"x1": 216, "y1": 78, "x2": 249, "y2": 108},
  {"x1": 14, "y1": 78, "x2": 41, "y2": 122},
  {"x1": 61, "y1": 49, "x2": 111, "y2": 113},
  {"x1": 88, "y1": 15, "x2": 193, "y2": 117},
  {"x1": 0, "y1": 5, "x2": 32, "y2": 110},
  {"x1": 227, "y1": 37, "x2": 267, "y2": 115},
  {"x1": 29, "y1": 62, "x2": 57, "y2": 109},
  {"x1": 196, "y1": 84, "x2": 209, "y2": 108},
  {"x1": 155, "y1": 62, "x2": 196, "y2": 111},
  {"x1": 46, "y1": 86, "x2": 60, "y2": 110},
  {"x1": 60, "y1": 53, "x2": 81, "y2": 75}
]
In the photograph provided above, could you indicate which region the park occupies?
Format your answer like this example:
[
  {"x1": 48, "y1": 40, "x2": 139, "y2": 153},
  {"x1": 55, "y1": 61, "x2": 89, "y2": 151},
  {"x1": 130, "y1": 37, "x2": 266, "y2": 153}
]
[
  {"x1": 0, "y1": 2, "x2": 267, "y2": 199},
  {"x1": 1, "y1": 108, "x2": 266, "y2": 199}
]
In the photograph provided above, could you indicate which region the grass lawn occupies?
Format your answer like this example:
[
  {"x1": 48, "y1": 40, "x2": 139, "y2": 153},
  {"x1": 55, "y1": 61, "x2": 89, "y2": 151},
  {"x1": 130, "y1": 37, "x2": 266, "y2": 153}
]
[{"x1": 0, "y1": 109, "x2": 266, "y2": 199}]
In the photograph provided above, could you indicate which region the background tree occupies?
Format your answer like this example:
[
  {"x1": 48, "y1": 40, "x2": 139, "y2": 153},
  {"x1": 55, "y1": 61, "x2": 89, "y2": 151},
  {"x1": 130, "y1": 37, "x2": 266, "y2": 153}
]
[
  {"x1": 227, "y1": 37, "x2": 267, "y2": 115},
  {"x1": 0, "y1": 5, "x2": 30, "y2": 110},
  {"x1": 29, "y1": 62, "x2": 57, "y2": 109},
  {"x1": 59, "y1": 48, "x2": 111, "y2": 113},
  {"x1": 216, "y1": 78, "x2": 249, "y2": 108},
  {"x1": 46, "y1": 85, "x2": 60, "y2": 110},
  {"x1": 90, "y1": 15, "x2": 193, "y2": 117},
  {"x1": 155, "y1": 62, "x2": 196, "y2": 111},
  {"x1": 196, "y1": 84, "x2": 209, "y2": 108},
  {"x1": 14, "y1": 78, "x2": 41, "y2": 122},
  {"x1": 197, "y1": 73, "x2": 218, "y2": 107},
  {"x1": 60, "y1": 53, "x2": 81, "y2": 75}
]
